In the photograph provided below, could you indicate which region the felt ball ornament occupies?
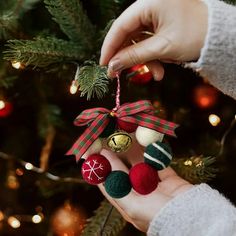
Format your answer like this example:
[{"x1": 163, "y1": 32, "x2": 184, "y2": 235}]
[
  {"x1": 127, "y1": 64, "x2": 153, "y2": 85},
  {"x1": 117, "y1": 119, "x2": 138, "y2": 133},
  {"x1": 136, "y1": 126, "x2": 164, "y2": 147},
  {"x1": 81, "y1": 154, "x2": 111, "y2": 185},
  {"x1": 99, "y1": 117, "x2": 116, "y2": 138},
  {"x1": 144, "y1": 141, "x2": 172, "y2": 170},
  {"x1": 81, "y1": 139, "x2": 102, "y2": 159},
  {"x1": 129, "y1": 163, "x2": 159, "y2": 195},
  {"x1": 105, "y1": 171, "x2": 132, "y2": 198}
]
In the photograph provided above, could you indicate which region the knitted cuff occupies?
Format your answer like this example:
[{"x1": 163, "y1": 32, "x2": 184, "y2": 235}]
[
  {"x1": 186, "y1": 0, "x2": 236, "y2": 99},
  {"x1": 147, "y1": 184, "x2": 236, "y2": 236}
]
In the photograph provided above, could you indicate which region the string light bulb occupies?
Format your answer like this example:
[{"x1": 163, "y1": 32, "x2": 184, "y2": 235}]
[
  {"x1": 25, "y1": 162, "x2": 34, "y2": 170},
  {"x1": 32, "y1": 214, "x2": 42, "y2": 224},
  {"x1": 8, "y1": 216, "x2": 21, "y2": 228},
  {"x1": 209, "y1": 114, "x2": 221, "y2": 126},
  {"x1": 11, "y1": 61, "x2": 22, "y2": 70},
  {"x1": 70, "y1": 80, "x2": 79, "y2": 94},
  {"x1": 0, "y1": 100, "x2": 5, "y2": 110}
]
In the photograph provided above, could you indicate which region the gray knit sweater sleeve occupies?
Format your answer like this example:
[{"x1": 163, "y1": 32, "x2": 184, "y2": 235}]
[
  {"x1": 147, "y1": 184, "x2": 236, "y2": 236},
  {"x1": 147, "y1": 1, "x2": 236, "y2": 235},
  {"x1": 188, "y1": 0, "x2": 236, "y2": 99}
]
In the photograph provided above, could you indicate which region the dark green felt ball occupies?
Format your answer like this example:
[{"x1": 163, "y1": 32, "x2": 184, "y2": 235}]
[
  {"x1": 144, "y1": 141, "x2": 172, "y2": 170},
  {"x1": 99, "y1": 117, "x2": 116, "y2": 138},
  {"x1": 105, "y1": 171, "x2": 132, "y2": 198}
]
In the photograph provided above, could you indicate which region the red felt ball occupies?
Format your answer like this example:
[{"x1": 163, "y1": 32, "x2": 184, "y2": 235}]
[
  {"x1": 127, "y1": 64, "x2": 153, "y2": 85},
  {"x1": 129, "y1": 163, "x2": 159, "y2": 195},
  {"x1": 81, "y1": 154, "x2": 111, "y2": 185},
  {"x1": 117, "y1": 119, "x2": 138, "y2": 133},
  {"x1": 0, "y1": 102, "x2": 13, "y2": 118}
]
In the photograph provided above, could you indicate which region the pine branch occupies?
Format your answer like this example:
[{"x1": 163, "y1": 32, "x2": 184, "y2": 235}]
[
  {"x1": 171, "y1": 155, "x2": 217, "y2": 184},
  {"x1": 44, "y1": 0, "x2": 95, "y2": 49},
  {"x1": 81, "y1": 199, "x2": 126, "y2": 236},
  {"x1": 99, "y1": 0, "x2": 123, "y2": 27},
  {"x1": 18, "y1": 0, "x2": 41, "y2": 14},
  {"x1": 76, "y1": 62, "x2": 110, "y2": 100},
  {"x1": 4, "y1": 37, "x2": 87, "y2": 68},
  {"x1": 0, "y1": 12, "x2": 18, "y2": 39},
  {"x1": 0, "y1": 0, "x2": 40, "y2": 39}
]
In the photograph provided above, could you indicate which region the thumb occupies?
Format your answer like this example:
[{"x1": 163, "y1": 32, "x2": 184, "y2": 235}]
[{"x1": 108, "y1": 35, "x2": 172, "y2": 76}]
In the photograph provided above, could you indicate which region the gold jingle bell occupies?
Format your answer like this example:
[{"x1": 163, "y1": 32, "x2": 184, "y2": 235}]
[{"x1": 107, "y1": 131, "x2": 132, "y2": 153}]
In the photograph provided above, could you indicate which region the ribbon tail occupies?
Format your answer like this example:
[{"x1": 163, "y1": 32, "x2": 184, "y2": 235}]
[{"x1": 66, "y1": 114, "x2": 109, "y2": 161}]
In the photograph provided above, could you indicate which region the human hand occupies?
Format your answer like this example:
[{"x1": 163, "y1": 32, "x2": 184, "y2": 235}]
[
  {"x1": 100, "y1": 0, "x2": 208, "y2": 80},
  {"x1": 98, "y1": 140, "x2": 193, "y2": 232}
]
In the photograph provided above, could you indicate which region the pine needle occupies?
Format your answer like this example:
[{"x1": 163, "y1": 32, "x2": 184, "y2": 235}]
[
  {"x1": 76, "y1": 62, "x2": 109, "y2": 100},
  {"x1": 81, "y1": 199, "x2": 126, "y2": 236},
  {"x1": 44, "y1": 0, "x2": 95, "y2": 49},
  {"x1": 171, "y1": 155, "x2": 217, "y2": 184},
  {"x1": 4, "y1": 37, "x2": 87, "y2": 67}
]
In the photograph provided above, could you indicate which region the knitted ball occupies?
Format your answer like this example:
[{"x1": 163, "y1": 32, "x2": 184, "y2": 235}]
[
  {"x1": 135, "y1": 126, "x2": 164, "y2": 147},
  {"x1": 105, "y1": 171, "x2": 132, "y2": 198},
  {"x1": 81, "y1": 139, "x2": 102, "y2": 159},
  {"x1": 81, "y1": 154, "x2": 111, "y2": 185},
  {"x1": 144, "y1": 141, "x2": 172, "y2": 170},
  {"x1": 129, "y1": 163, "x2": 159, "y2": 195},
  {"x1": 117, "y1": 119, "x2": 138, "y2": 133},
  {"x1": 100, "y1": 117, "x2": 116, "y2": 138}
]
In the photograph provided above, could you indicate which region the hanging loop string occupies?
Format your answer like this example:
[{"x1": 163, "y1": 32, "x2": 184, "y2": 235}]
[{"x1": 112, "y1": 72, "x2": 121, "y2": 112}]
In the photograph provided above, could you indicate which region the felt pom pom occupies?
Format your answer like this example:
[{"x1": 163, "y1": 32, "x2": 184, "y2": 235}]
[
  {"x1": 99, "y1": 117, "x2": 116, "y2": 138},
  {"x1": 129, "y1": 163, "x2": 159, "y2": 195},
  {"x1": 105, "y1": 171, "x2": 132, "y2": 198},
  {"x1": 81, "y1": 139, "x2": 102, "y2": 159},
  {"x1": 144, "y1": 141, "x2": 172, "y2": 170},
  {"x1": 135, "y1": 126, "x2": 164, "y2": 147},
  {"x1": 117, "y1": 119, "x2": 138, "y2": 133},
  {"x1": 81, "y1": 154, "x2": 111, "y2": 185}
]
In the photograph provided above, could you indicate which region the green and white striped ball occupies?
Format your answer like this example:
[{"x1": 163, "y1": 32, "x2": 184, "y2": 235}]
[{"x1": 144, "y1": 141, "x2": 172, "y2": 170}]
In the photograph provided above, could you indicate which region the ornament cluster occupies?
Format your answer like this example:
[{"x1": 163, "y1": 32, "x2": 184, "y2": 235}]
[
  {"x1": 67, "y1": 76, "x2": 177, "y2": 199},
  {"x1": 81, "y1": 125, "x2": 173, "y2": 199}
]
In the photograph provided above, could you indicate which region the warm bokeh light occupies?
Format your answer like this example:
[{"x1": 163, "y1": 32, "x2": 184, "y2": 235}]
[
  {"x1": 32, "y1": 214, "x2": 42, "y2": 224},
  {"x1": 15, "y1": 168, "x2": 24, "y2": 176},
  {"x1": 25, "y1": 162, "x2": 34, "y2": 170},
  {"x1": 0, "y1": 100, "x2": 5, "y2": 110},
  {"x1": 51, "y1": 203, "x2": 86, "y2": 236},
  {"x1": 8, "y1": 216, "x2": 21, "y2": 228},
  {"x1": 0, "y1": 211, "x2": 4, "y2": 221},
  {"x1": 193, "y1": 84, "x2": 219, "y2": 109},
  {"x1": 11, "y1": 61, "x2": 22, "y2": 69},
  {"x1": 209, "y1": 114, "x2": 221, "y2": 126},
  {"x1": 7, "y1": 175, "x2": 20, "y2": 190}
]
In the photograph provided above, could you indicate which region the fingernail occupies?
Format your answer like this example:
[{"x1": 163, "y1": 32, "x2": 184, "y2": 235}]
[
  {"x1": 108, "y1": 59, "x2": 124, "y2": 73},
  {"x1": 153, "y1": 73, "x2": 160, "y2": 81}
]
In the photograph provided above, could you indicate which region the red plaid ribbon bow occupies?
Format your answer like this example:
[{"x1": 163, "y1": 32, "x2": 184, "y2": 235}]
[{"x1": 66, "y1": 100, "x2": 178, "y2": 161}]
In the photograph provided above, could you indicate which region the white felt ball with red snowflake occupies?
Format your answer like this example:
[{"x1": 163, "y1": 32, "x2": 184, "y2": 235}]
[{"x1": 81, "y1": 154, "x2": 111, "y2": 185}]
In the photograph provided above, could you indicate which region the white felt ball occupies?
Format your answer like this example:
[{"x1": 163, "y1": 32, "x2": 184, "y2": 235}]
[
  {"x1": 135, "y1": 126, "x2": 164, "y2": 147},
  {"x1": 81, "y1": 139, "x2": 102, "y2": 159}
]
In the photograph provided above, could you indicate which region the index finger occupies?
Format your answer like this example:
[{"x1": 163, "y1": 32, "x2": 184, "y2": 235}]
[{"x1": 99, "y1": 1, "x2": 144, "y2": 65}]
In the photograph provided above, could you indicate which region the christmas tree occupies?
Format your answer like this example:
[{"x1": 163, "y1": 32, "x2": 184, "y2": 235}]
[{"x1": 0, "y1": 0, "x2": 235, "y2": 235}]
